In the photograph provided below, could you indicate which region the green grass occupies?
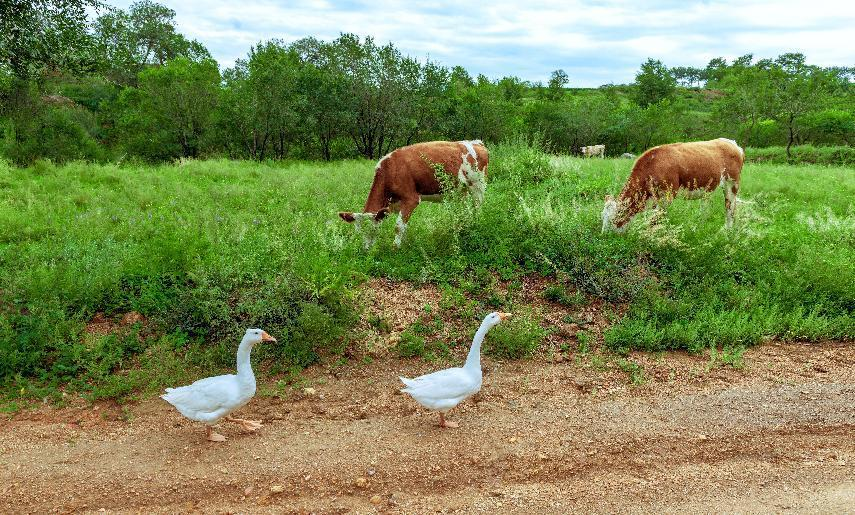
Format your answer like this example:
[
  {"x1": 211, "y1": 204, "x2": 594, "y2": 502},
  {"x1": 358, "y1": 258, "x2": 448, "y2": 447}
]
[{"x1": 0, "y1": 142, "x2": 853, "y2": 403}]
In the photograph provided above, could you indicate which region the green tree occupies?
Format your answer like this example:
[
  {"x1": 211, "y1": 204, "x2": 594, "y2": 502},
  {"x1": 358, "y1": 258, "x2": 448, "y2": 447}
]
[
  {"x1": 633, "y1": 58, "x2": 676, "y2": 107},
  {"x1": 0, "y1": 0, "x2": 99, "y2": 80},
  {"x1": 547, "y1": 69, "x2": 568, "y2": 100},
  {"x1": 115, "y1": 57, "x2": 220, "y2": 159},
  {"x1": 767, "y1": 53, "x2": 844, "y2": 158},
  {"x1": 93, "y1": 1, "x2": 210, "y2": 85}
]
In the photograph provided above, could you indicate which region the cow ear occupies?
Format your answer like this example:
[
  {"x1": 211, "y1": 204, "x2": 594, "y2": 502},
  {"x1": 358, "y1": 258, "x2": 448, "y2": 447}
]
[
  {"x1": 339, "y1": 212, "x2": 356, "y2": 223},
  {"x1": 374, "y1": 208, "x2": 389, "y2": 221}
]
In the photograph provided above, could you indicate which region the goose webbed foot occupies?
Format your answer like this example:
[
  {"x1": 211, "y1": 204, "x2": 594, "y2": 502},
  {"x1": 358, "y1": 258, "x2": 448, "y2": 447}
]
[
  {"x1": 206, "y1": 426, "x2": 227, "y2": 442},
  {"x1": 227, "y1": 415, "x2": 263, "y2": 432},
  {"x1": 438, "y1": 413, "x2": 459, "y2": 428}
]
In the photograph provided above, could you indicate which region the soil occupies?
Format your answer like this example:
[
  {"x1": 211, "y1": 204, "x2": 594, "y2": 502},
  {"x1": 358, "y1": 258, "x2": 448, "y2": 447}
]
[{"x1": 1, "y1": 339, "x2": 853, "y2": 514}]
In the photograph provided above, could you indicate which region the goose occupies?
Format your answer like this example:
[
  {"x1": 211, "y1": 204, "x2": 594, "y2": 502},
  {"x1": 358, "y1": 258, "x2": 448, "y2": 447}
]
[
  {"x1": 161, "y1": 328, "x2": 276, "y2": 442},
  {"x1": 399, "y1": 312, "x2": 511, "y2": 428}
]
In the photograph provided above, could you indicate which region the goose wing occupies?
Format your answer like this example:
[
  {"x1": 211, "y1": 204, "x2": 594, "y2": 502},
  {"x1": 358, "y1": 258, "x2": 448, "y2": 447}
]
[
  {"x1": 400, "y1": 367, "x2": 480, "y2": 401},
  {"x1": 161, "y1": 374, "x2": 240, "y2": 419}
]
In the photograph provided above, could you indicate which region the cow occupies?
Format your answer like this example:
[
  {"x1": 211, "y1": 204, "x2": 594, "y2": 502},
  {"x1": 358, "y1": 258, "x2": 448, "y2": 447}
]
[
  {"x1": 601, "y1": 138, "x2": 745, "y2": 233},
  {"x1": 339, "y1": 140, "x2": 489, "y2": 248},
  {"x1": 581, "y1": 144, "x2": 605, "y2": 158}
]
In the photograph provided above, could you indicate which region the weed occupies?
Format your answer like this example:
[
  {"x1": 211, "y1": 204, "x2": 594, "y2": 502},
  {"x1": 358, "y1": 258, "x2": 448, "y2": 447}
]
[
  {"x1": 484, "y1": 311, "x2": 547, "y2": 359},
  {"x1": 615, "y1": 357, "x2": 646, "y2": 386}
]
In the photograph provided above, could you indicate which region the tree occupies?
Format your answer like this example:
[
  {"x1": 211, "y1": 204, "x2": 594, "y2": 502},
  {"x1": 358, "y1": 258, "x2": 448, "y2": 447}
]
[
  {"x1": 547, "y1": 69, "x2": 568, "y2": 100},
  {"x1": 116, "y1": 57, "x2": 220, "y2": 159},
  {"x1": 0, "y1": 0, "x2": 99, "y2": 80},
  {"x1": 712, "y1": 56, "x2": 774, "y2": 146},
  {"x1": 766, "y1": 53, "x2": 844, "y2": 158},
  {"x1": 633, "y1": 58, "x2": 676, "y2": 107},
  {"x1": 704, "y1": 57, "x2": 729, "y2": 86},
  {"x1": 671, "y1": 66, "x2": 704, "y2": 88},
  {"x1": 93, "y1": 1, "x2": 210, "y2": 85}
]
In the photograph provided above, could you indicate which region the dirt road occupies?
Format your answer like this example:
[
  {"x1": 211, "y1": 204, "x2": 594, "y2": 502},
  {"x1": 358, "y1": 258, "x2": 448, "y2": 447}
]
[{"x1": 1, "y1": 341, "x2": 853, "y2": 514}]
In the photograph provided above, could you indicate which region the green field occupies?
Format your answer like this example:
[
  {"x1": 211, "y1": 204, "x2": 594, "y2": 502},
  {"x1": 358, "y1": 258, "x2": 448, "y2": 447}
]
[{"x1": 1, "y1": 143, "x2": 853, "y2": 405}]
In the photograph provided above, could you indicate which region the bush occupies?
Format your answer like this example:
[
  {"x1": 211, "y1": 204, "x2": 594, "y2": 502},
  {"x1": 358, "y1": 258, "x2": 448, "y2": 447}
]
[
  {"x1": 488, "y1": 136, "x2": 555, "y2": 184},
  {"x1": 2, "y1": 104, "x2": 104, "y2": 166},
  {"x1": 745, "y1": 145, "x2": 855, "y2": 166},
  {"x1": 483, "y1": 312, "x2": 547, "y2": 359}
]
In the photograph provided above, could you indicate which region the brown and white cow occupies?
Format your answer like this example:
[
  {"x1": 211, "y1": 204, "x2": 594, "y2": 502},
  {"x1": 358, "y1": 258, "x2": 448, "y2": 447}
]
[
  {"x1": 601, "y1": 138, "x2": 745, "y2": 232},
  {"x1": 339, "y1": 140, "x2": 489, "y2": 248},
  {"x1": 581, "y1": 144, "x2": 605, "y2": 158}
]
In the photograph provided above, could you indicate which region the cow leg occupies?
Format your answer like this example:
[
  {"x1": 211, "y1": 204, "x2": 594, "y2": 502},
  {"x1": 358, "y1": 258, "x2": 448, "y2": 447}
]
[
  {"x1": 394, "y1": 197, "x2": 420, "y2": 248},
  {"x1": 724, "y1": 179, "x2": 739, "y2": 229}
]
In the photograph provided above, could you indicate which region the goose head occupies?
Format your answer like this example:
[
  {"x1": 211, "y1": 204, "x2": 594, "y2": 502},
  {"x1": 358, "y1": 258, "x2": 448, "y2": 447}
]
[
  {"x1": 244, "y1": 328, "x2": 277, "y2": 346},
  {"x1": 484, "y1": 312, "x2": 512, "y2": 329}
]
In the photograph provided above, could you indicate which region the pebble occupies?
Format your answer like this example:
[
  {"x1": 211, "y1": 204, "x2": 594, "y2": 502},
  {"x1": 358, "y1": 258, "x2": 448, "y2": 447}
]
[
  {"x1": 370, "y1": 495, "x2": 383, "y2": 505},
  {"x1": 270, "y1": 485, "x2": 284, "y2": 494},
  {"x1": 354, "y1": 477, "x2": 367, "y2": 488},
  {"x1": 303, "y1": 387, "x2": 317, "y2": 396}
]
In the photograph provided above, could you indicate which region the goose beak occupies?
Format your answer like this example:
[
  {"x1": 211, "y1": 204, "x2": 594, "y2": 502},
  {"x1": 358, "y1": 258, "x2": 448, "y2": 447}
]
[
  {"x1": 261, "y1": 331, "x2": 277, "y2": 343},
  {"x1": 498, "y1": 312, "x2": 512, "y2": 321}
]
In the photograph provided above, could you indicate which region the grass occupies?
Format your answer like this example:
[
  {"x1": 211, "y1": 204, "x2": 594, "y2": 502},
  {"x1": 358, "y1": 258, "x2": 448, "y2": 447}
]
[{"x1": 0, "y1": 141, "x2": 853, "y2": 404}]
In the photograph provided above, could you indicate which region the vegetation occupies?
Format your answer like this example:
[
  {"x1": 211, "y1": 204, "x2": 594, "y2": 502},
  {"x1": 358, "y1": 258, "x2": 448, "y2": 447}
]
[
  {"x1": 1, "y1": 2, "x2": 853, "y2": 166},
  {"x1": 1, "y1": 140, "x2": 852, "y2": 403},
  {"x1": 0, "y1": 1, "x2": 852, "y2": 405}
]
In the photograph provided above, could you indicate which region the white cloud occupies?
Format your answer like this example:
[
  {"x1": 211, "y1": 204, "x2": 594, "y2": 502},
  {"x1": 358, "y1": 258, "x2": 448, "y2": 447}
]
[{"x1": 105, "y1": 0, "x2": 855, "y2": 86}]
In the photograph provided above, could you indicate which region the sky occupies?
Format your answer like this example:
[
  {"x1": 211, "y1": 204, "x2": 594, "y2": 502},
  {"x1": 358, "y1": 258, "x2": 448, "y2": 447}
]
[{"x1": 107, "y1": 0, "x2": 855, "y2": 87}]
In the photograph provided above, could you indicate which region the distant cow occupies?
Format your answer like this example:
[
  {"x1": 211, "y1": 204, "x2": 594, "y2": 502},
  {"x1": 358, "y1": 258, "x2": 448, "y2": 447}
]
[
  {"x1": 620, "y1": 153, "x2": 635, "y2": 159},
  {"x1": 602, "y1": 138, "x2": 745, "y2": 232},
  {"x1": 581, "y1": 145, "x2": 605, "y2": 158},
  {"x1": 339, "y1": 140, "x2": 489, "y2": 248}
]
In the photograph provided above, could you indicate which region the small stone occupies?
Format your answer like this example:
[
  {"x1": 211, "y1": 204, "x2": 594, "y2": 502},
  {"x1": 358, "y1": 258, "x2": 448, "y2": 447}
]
[
  {"x1": 244, "y1": 486, "x2": 254, "y2": 496},
  {"x1": 354, "y1": 477, "x2": 367, "y2": 488},
  {"x1": 509, "y1": 437, "x2": 517, "y2": 443},
  {"x1": 303, "y1": 387, "x2": 317, "y2": 396},
  {"x1": 370, "y1": 495, "x2": 383, "y2": 505},
  {"x1": 367, "y1": 468, "x2": 376, "y2": 476},
  {"x1": 270, "y1": 485, "x2": 284, "y2": 494}
]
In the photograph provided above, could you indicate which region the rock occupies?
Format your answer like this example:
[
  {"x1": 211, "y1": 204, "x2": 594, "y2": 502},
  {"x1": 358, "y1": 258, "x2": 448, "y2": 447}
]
[
  {"x1": 270, "y1": 485, "x2": 284, "y2": 494},
  {"x1": 354, "y1": 477, "x2": 367, "y2": 488},
  {"x1": 370, "y1": 494, "x2": 383, "y2": 505},
  {"x1": 244, "y1": 486, "x2": 254, "y2": 496},
  {"x1": 303, "y1": 387, "x2": 317, "y2": 396},
  {"x1": 509, "y1": 437, "x2": 517, "y2": 443}
]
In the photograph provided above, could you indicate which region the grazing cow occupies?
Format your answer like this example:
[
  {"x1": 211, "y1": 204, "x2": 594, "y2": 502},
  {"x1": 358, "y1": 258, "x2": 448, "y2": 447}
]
[
  {"x1": 339, "y1": 140, "x2": 489, "y2": 248},
  {"x1": 581, "y1": 144, "x2": 605, "y2": 158},
  {"x1": 620, "y1": 153, "x2": 636, "y2": 159},
  {"x1": 602, "y1": 138, "x2": 745, "y2": 232}
]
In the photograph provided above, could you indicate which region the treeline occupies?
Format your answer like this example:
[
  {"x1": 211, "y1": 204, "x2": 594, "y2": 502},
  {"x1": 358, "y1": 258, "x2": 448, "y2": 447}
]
[{"x1": 1, "y1": 1, "x2": 853, "y2": 165}]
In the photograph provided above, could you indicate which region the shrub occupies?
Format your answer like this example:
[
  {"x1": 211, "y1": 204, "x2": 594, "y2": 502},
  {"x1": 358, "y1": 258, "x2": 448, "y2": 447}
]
[
  {"x1": 488, "y1": 135, "x2": 555, "y2": 184},
  {"x1": 745, "y1": 145, "x2": 855, "y2": 166},
  {"x1": 483, "y1": 312, "x2": 547, "y2": 359}
]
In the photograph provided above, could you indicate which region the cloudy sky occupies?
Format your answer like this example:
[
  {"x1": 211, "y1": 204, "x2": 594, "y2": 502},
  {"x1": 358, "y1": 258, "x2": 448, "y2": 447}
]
[{"x1": 107, "y1": 0, "x2": 855, "y2": 87}]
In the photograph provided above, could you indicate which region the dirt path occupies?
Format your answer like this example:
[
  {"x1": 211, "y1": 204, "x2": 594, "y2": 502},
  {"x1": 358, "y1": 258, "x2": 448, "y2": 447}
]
[{"x1": 2, "y1": 341, "x2": 854, "y2": 514}]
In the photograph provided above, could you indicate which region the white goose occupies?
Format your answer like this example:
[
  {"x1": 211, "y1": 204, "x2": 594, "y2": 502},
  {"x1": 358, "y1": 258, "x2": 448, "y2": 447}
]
[
  {"x1": 400, "y1": 312, "x2": 511, "y2": 428},
  {"x1": 161, "y1": 328, "x2": 276, "y2": 442}
]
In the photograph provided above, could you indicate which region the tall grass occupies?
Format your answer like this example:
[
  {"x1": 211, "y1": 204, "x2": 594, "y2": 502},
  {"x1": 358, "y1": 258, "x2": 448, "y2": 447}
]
[{"x1": 0, "y1": 144, "x2": 852, "y2": 401}]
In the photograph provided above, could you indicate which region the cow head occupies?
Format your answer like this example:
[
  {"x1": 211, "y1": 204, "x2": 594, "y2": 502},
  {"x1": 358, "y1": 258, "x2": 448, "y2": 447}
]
[
  {"x1": 601, "y1": 195, "x2": 627, "y2": 233},
  {"x1": 338, "y1": 209, "x2": 390, "y2": 249}
]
